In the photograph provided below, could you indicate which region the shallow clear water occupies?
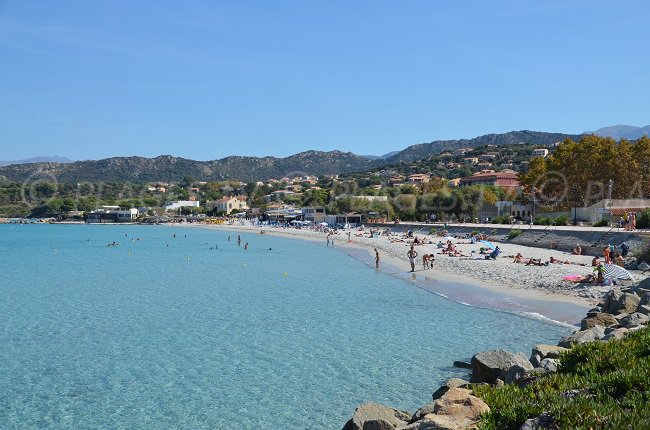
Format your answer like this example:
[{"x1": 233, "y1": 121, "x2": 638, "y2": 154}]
[{"x1": 0, "y1": 224, "x2": 571, "y2": 429}]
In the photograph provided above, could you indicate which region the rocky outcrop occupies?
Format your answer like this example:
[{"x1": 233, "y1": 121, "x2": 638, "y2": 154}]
[
  {"x1": 342, "y1": 403, "x2": 411, "y2": 430},
  {"x1": 613, "y1": 292, "x2": 641, "y2": 314},
  {"x1": 558, "y1": 326, "x2": 605, "y2": 348},
  {"x1": 620, "y1": 312, "x2": 649, "y2": 328},
  {"x1": 470, "y1": 350, "x2": 533, "y2": 383},
  {"x1": 342, "y1": 277, "x2": 650, "y2": 430},
  {"x1": 580, "y1": 312, "x2": 618, "y2": 330},
  {"x1": 402, "y1": 388, "x2": 489, "y2": 430}
]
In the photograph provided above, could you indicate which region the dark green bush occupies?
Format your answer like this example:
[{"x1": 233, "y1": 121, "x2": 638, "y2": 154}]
[
  {"x1": 636, "y1": 209, "x2": 650, "y2": 229},
  {"x1": 475, "y1": 326, "x2": 650, "y2": 430},
  {"x1": 554, "y1": 215, "x2": 569, "y2": 226},
  {"x1": 491, "y1": 215, "x2": 509, "y2": 224},
  {"x1": 507, "y1": 229, "x2": 522, "y2": 240},
  {"x1": 593, "y1": 219, "x2": 609, "y2": 227}
]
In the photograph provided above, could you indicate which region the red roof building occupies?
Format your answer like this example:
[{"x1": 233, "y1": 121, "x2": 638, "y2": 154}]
[{"x1": 459, "y1": 171, "x2": 520, "y2": 190}]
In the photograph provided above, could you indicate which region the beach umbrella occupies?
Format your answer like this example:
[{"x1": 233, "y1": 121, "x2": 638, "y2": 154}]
[
  {"x1": 480, "y1": 240, "x2": 497, "y2": 250},
  {"x1": 439, "y1": 236, "x2": 456, "y2": 242},
  {"x1": 603, "y1": 264, "x2": 635, "y2": 281}
]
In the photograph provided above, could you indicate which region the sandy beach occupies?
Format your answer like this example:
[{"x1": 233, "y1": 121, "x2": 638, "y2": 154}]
[{"x1": 175, "y1": 221, "x2": 644, "y2": 324}]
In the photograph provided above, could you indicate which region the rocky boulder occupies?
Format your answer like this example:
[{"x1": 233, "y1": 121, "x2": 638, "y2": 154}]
[
  {"x1": 619, "y1": 312, "x2": 649, "y2": 328},
  {"x1": 612, "y1": 293, "x2": 641, "y2": 315},
  {"x1": 637, "y1": 305, "x2": 650, "y2": 316},
  {"x1": 431, "y1": 378, "x2": 471, "y2": 401},
  {"x1": 580, "y1": 312, "x2": 618, "y2": 330},
  {"x1": 600, "y1": 288, "x2": 623, "y2": 313},
  {"x1": 342, "y1": 403, "x2": 410, "y2": 430},
  {"x1": 518, "y1": 412, "x2": 555, "y2": 430},
  {"x1": 404, "y1": 388, "x2": 489, "y2": 430},
  {"x1": 601, "y1": 328, "x2": 629, "y2": 341},
  {"x1": 471, "y1": 349, "x2": 533, "y2": 383},
  {"x1": 558, "y1": 326, "x2": 605, "y2": 348},
  {"x1": 531, "y1": 344, "x2": 568, "y2": 360},
  {"x1": 538, "y1": 358, "x2": 559, "y2": 373},
  {"x1": 640, "y1": 293, "x2": 650, "y2": 307}
]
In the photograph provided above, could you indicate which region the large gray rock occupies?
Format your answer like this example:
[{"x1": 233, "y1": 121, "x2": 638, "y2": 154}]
[
  {"x1": 471, "y1": 349, "x2": 533, "y2": 383},
  {"x1": 640, "y1": 293, "x2": 650, "y2": 307},
  {"x1": 619, "y1": 312, "x2": 649, "y2": 328},
  {"x1": 580, "y1": 312, "x2": 618, "y2": 330},
  {"x1": 602, "y1": 328, "x2": 629, "y2": 341},
  {"x1": 504, "y1": 364, "x2": 531, "y2": 384},
  {"x1": 558, "y1": 326, "x2": 605, "y2": 348},
  {"x1": 342, "y1": 403, "x2": 410, "y2": 430},
  {"x1": 518, "y1": 412, "x2": 555, "y2": 430},
  {"x1": 613, "y1": 293, "x2": 641, "y2": 314},
  {"x1": 637, "y1": 304, "x2": 650, "y2": 316},
  {"x1": 531, "y1": 344, "x2": 568, "y2": 360},
  {"x1": 538, "y1": 358, "x2": 559, "y2": 373},
  {"x1": 600, "y1": 288, "x2": 623, "y2": 313}
]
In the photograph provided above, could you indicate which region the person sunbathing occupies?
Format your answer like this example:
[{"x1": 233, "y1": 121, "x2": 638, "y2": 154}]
[
  {"x1": 548, "y1": 256, "x2": 570, "y2": 264},
  {"x1": 526, "y1": 258, "x2": 543, "y2": 266},
  {"x1": 572, "y1": 244, "x2": 582, "y2": 255},
  {"x1": 513, "y1": 253, "x2": 524, "y2": 263}
]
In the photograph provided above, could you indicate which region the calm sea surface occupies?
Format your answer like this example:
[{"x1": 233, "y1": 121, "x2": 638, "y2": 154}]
[{"x1": 0, "y1": 224, "x2": 571, "y2": 429}]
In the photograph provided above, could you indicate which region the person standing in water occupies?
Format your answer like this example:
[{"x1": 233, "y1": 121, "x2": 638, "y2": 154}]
[
  {"x1": 374, "y1": 248, "x2": 380, "y2": 269},
  {"x1": 244, "y1": 243, "x2": 248, "y2": 251},
  {"x1": 407, "y1": 246, "x2": 418, "y2": 272},
  {"x1": 237, "y1": 235, "x2": 241, "y2": 246}
]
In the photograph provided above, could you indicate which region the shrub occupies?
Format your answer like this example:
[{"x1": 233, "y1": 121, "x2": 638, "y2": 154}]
[
  {"x1": 636, "y1": 209, "x2": 650, "y2": 229},
  {"x1": 507, "y1": 229, "x2": 522, "y2": 240},
  {"x1": 593, "y1": 219, "x2": 609, "y2": 227},
  {"x1": 474, "y1": 326, "x2": 650, "y2": 430},
  {"x1": 554, "y1": 215, "x2": 569, "y2": 226},
  {"x1": 491, "y1": 215, "x2": 510, "y2": 224}
]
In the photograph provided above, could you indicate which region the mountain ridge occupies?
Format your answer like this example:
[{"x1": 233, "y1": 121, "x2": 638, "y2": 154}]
[
  {"x1": 591, "y1": 124, "x2": 650, "y2": 140},
  {"x1": 0, "y1": 130, "x2": 585, "y2": 183},
  {"x1": 0, "y1": 156, "x2": 73, "y2": 167}
]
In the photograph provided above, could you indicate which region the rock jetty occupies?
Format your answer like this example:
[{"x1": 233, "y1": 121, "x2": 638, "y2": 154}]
[{"x1": 341, "y1": 283, "x2": 650, "y2": 429}]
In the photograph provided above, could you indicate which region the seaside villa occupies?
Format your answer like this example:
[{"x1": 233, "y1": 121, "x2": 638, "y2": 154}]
[{"x1": 208, "y1": 196, "x2": 250, "y2": 215}]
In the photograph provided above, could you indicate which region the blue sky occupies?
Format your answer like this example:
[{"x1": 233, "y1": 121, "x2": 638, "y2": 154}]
[{"x1": 1, "y1": 0, "x2": 648, "y2": 161}]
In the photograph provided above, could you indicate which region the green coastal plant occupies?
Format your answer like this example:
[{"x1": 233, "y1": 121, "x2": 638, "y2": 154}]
[
  {"x1": 507, "y1": 229, "x2": 522, "y2": 240},
  {"x1": 474, "y1": 326, "x2": 650, "y2": 430},
  {"x1": 593, "y1": 219, "x2": 609, "y2": 227}
]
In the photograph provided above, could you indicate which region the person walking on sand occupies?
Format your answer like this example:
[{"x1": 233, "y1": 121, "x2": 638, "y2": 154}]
[
  {"x1": 407, "y1": 246, "x2": 418, "y2": 272},
  {"x1": 422, "y1": 253, "x2": 430, "y2": 269},
  {"x1": 374, "y1": 248, "x2": 380, "y2": 269}
]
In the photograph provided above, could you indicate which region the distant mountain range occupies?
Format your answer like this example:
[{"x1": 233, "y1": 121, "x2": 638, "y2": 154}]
[
  {"x1": 591, "y1": 125, "x2": 650, "y2": 140},
  {"x1": 0, "y1": 156, "x2": 73, "y2": 167},
  {"x1": 382, "y1": 130, "x2": 583, "y2": 163},
  {"x1": 0, "y1": 130, "x2": 585, "y2": 183}
]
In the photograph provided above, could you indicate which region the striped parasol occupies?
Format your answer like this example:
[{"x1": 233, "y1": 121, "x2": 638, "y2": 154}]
[{"x1": 603, "y1": 264, "x2": 635, "y2": 281}]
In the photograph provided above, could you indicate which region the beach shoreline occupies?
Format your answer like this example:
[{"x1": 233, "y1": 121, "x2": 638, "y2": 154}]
[{"x1": 178, "y1": 222, "x2": 602, "y2": 325}]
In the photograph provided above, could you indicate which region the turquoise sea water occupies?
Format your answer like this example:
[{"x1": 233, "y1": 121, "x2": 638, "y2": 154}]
[{"x1": 0, "y1": 224, "x2": 571, "y2": 429}]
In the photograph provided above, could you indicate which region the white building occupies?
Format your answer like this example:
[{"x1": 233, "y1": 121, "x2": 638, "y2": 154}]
[
  {"x1": 86, "y1": 207, "x2": 139, "y2": 223},
  {"x1": 163, "y1": 200, "x2": 200, "y2": 212},
  {"x1": 302, "y1": 207, "x2": 326, "y2": 223},
  {"x1": 532, "y1": 148, "x2": 549, "y2": 158}
]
